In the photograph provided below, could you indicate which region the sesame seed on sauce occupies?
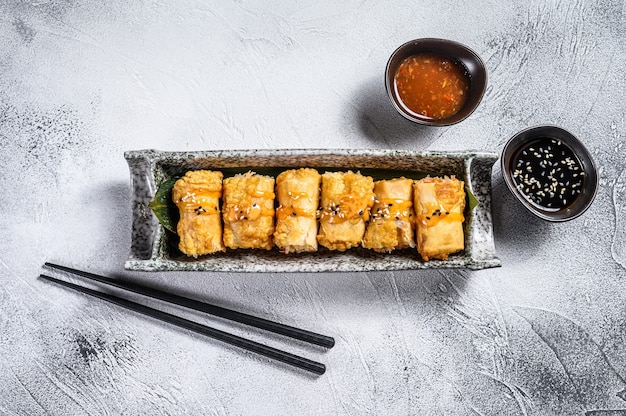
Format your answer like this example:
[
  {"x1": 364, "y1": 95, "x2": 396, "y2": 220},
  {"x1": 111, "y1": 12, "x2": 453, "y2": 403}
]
[{"x1": 511, "y1": 138, "x2": 584, "y2": 210}]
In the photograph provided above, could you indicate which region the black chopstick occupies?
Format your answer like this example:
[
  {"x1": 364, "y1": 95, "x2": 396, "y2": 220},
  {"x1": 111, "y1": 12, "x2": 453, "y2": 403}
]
[
  {"x1": 40, "y1": 273, "x2": 326, "y2": 375},
  {"x1": 44, "y1": 262, "x2": 334, "y2": 348}
]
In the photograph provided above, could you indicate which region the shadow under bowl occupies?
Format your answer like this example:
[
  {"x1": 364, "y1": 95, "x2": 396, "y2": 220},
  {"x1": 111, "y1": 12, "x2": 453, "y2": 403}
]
[
  {"x1": 385, "y1": 38, "x2": 487, "y2": 126},
  {"x1": 501, "y1": 125, "x2": 598, "y2": 222}
]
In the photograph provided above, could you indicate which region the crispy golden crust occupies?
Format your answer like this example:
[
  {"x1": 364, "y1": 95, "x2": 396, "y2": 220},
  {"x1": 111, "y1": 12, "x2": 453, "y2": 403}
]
[
  {"x1": 413, "y1": 176, "x2": 465, "y2": 261},
  {"x1": 362, "y1": 178, "x2": 415, "y2": 252},
  {"x1": 317, "y1": 171, "x2": 375, "y2": 251},
  {"x1": 172, "y1": 170, "x2": 225, "y2": 256},
  {"x1": 222, "y1": 171, "x2": 275, "y2": 250},
  {"x1": 171, "y1": 168, "x2": 466, "y2": 261},
  {"x1": 274, "y1": 168, "x2": 321, "y2": 253}
]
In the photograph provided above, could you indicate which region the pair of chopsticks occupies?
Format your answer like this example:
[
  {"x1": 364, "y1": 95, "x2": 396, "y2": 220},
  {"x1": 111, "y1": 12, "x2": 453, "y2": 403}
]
[{"x1": 40, "y1": 263, "x2": 333, "y2": 375}]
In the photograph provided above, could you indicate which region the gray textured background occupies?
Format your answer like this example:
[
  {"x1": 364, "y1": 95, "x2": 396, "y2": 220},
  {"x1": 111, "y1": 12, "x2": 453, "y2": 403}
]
[{"x1": 1, "y1": 0, "x2": 625, "y2": 415}]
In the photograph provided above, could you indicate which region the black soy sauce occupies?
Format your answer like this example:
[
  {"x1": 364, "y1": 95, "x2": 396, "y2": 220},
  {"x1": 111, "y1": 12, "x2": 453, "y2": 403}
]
[{"x1": 510, "y1": 138, "x2": 585, "y2": 211}]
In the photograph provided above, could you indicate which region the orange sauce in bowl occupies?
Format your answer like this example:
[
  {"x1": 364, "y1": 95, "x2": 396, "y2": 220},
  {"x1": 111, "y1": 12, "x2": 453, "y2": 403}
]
[{"x1": 394, "y1": 53, "x2": 470, "y2": 120}]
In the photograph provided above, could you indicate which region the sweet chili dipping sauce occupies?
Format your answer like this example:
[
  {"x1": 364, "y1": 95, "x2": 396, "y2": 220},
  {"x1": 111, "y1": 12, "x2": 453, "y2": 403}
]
[
  {"x1": 511, "y1": 138, "x2": 585, "y2": 210},
  {"x1": 394, "y1": 53, "x2": 470, "y2": 120}
]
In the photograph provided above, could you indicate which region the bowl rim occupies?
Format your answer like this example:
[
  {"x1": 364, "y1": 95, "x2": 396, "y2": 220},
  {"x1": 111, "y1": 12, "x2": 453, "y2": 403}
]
[
  {"x1": 385, "y1": 37, "x2": 487, "y2": 127},
  {"x1": 500, "y1": 125, "x2": 598, "y2": 222}
]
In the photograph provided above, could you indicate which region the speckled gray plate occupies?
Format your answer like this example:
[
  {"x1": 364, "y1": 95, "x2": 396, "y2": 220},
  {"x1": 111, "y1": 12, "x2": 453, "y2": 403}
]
[{"x1": 124, "y1": 149, "x2": 501, "y2": 272}]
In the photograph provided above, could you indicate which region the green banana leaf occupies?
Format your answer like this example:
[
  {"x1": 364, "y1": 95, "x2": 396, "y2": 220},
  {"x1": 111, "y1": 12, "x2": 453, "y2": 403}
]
[{"x1": 148, "y1": 177, "x2": 179, "y2": 234}]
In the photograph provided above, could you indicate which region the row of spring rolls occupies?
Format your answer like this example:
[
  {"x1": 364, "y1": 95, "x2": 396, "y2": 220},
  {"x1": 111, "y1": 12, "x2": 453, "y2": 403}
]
[{"x1": 171, "y1": 168, "x2": 466, "y2": 261}]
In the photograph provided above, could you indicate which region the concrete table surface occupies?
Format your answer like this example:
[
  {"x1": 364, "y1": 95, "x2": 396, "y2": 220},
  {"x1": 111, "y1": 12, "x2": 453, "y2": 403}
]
[{"x1": 1, "y1": 1, "x2": 625, "y2": 415}]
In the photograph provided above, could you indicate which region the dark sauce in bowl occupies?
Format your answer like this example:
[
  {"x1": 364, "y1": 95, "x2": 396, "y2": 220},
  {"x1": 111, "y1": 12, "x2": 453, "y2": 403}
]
[{"x1": 510, "y1": 138, "x2": 585, "y2": 211}]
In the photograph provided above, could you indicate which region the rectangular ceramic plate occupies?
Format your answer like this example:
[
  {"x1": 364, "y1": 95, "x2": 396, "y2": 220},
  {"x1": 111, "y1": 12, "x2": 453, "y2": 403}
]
[{"x1": 124, "y1": 149, "x2": 501, "y2": 272}]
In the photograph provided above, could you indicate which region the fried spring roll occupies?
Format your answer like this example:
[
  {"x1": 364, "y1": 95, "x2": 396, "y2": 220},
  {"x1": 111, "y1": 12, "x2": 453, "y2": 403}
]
[
  {"x1": 413, "y1": 176, "x2": 466, "y2": 261},
  {"x1": 222, "y1": 171, "x2": 275, "y2": 250},
  {"x1": 172, "y1": 170, "x2": 225, "y2": 256},
  {"x1": 362, "y1": 178, "x2": 415, "y2": 252},
  {"x1": 274, "y1": 168, "x2": 321, "y2": 253},
  {"x1": 317, "y1": 171, "x2": 375, "y2": 251}
]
